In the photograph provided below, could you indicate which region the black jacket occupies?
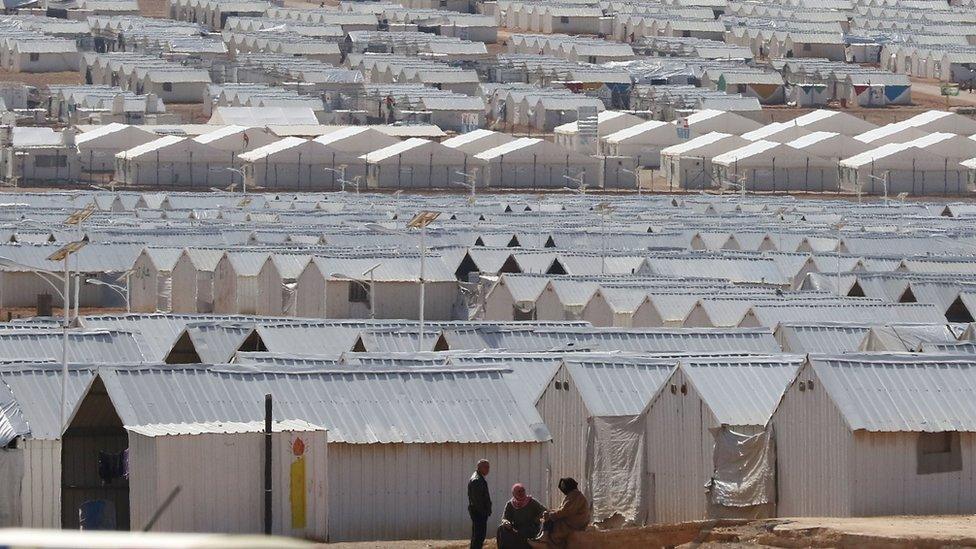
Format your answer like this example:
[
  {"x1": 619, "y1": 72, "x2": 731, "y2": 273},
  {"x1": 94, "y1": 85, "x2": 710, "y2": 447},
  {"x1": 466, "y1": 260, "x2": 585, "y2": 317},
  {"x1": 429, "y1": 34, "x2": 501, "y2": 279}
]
[{"x1": 467, "y1": 472, "x2": 491, "y2": 517}]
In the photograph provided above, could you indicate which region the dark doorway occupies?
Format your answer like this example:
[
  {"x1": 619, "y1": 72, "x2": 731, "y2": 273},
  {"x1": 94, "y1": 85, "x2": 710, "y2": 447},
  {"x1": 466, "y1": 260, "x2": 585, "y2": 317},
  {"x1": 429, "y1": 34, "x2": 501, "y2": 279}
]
[{"x1": 61, "y1": 377, "x2": 129, "y2": 530}]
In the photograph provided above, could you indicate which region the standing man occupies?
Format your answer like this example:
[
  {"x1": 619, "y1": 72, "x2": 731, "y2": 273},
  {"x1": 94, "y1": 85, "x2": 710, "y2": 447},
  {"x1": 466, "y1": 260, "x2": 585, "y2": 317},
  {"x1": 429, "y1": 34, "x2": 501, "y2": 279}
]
[{"x1": 468, "y1": 459, "x2": 491, "y2": 549}]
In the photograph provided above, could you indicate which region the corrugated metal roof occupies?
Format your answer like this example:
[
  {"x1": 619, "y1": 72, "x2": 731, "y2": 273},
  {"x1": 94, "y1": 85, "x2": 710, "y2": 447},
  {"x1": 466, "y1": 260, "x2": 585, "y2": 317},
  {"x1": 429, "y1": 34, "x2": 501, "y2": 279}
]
[
  {"x1": 777, "y1": 323, "x2": 870, "y2": 353},
  {"x1": 0, "y1": 364, "x2": 97, "y2": 439},
  {"x1": 809, "y1": 354, "x2": 976, "y2": 432},
  {"x1": 0, "y1": 330, "x2": 147, "y2": 364},
  {"x1": 681, "y1": 355, "x2": 804, "y2": 425},
  {"x1": 564, "y1": 357, "x2": 676, "y2": 417},
  {"x1": 99, "y1": 365, "x2": 551, "y2": 444},
  {"x1": 126, "y1": 419, "x2": 324, "y2": 437}
]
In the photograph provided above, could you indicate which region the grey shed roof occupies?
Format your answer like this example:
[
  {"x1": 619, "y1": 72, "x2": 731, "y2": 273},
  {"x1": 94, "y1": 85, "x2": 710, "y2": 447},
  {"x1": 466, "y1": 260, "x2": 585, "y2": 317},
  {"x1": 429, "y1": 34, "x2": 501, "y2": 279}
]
[
  {"x1": 681, "y1": 355, "x2": 805, "y2": 425},
  {"x1": 0, "y1": 364, "x2": 98, "y2": 440},
  {"x1": 807, "y1": 354, "x2": 976, "y2": 432},
  {"x1": 98, "y1": 364, "x2": 551, "y2": 444},
  {"x1": 776, "y1": 323, "x2": 871, "y2": 353},
  {"x1": 450, "y1": 353, "x2": 563, "y2": 404},
  {"x1": 80, "y1": 313, "x2": 223, "y2": 361},
  {"x1": 179, "y1": 322, "x2": 257, "y2": 363},
  {"x1": 0, "y1": 330, "x2": 147, "y2": 364},
  {"x1": 564, "y1": 357, "x2": 677, "y2": 417}
]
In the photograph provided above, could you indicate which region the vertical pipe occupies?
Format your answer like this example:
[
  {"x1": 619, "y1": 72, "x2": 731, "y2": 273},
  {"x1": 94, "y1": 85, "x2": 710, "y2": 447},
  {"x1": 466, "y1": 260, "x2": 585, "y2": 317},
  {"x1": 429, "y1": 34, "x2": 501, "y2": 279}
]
[
  {"x1": 419, "y1": 223, "x2": 426, "y2": 352},
  {"x1": 60, "y1": 255, "x2": 69, "y2": 434},
  {"x1": 264, "y1": 393, "x2": 272, "y2": 535}
]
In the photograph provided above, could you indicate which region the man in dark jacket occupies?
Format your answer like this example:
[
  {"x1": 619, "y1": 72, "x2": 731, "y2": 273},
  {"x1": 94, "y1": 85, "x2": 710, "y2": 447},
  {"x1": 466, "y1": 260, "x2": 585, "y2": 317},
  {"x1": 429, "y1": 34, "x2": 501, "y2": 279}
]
[{"x1": 468, "y1": 459, "x2": 491, "y2": 549}]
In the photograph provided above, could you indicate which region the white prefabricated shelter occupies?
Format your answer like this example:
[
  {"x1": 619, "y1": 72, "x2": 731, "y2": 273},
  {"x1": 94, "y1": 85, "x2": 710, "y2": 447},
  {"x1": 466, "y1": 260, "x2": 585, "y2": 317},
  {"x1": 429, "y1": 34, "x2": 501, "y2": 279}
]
[
  {"x1": 644, "y1": 356, "x2": 803, "y2": 523},
  {"x1": 361, "y1": 138, "x2": 475, "y2": 189},
  {"x1": 580, "y1": 288, "x2": 666, "y2": 328},
  {"x1": 442, "y1": 129, "x2": 518, "y2": 155},
  {"x1": 839, "y1": 142, "x2": 970, "y2": 195},
  {"x1": 171, "y1": 248, "x2": 223, "y2": 313},
  {"x1": 76, "y1": 123, "x2": 158, "y2": 172},
  {"x1": 660, "y1": 132, "x2": 750, "y2": 190},
  {"x1": 212, "y1": 251, "x2": 269, "y2": 314},
  {"x1": 115, "y1": 136, "x2": 239, "y2": 188},
  {"x1": 681, "y1": 109, "x2": 763, "y2": 138},
  {"x1": 789, "y1": 110, "x2": 879, "y2": 136},
  {"x1": 601, "y1": 121, "x2": 682, "y2": 168},
  {"x1": 130, "y1": 248, "x2": 181, "y2": 312},
  {"x1": 482, "y1": 274, "x2": 550, "y2": 321},
  {"x1": 741, "y1": 123, "x2": 813, "y2": 144},
  {"x1": 532, "y1": 96, "x2": 606, "y2": 132},
  {"x1": 140, "y1": 69, "x2": 211, "y2": 103},
  {"x1": 256, "y1": 254, "x2": 310, "y2": 316},
  {"x1": 97, "y1": 365, "x2": 551, "y2": 541},
  {"x1": 5, "y1": 40, "x2": 79, "y2": 73},
  {"x1": 475, "y1": 138, "x2": 600, "y2": 189},
  {"x1": 712, "y1": 140, "x2": 840, "y2": 192},
  {"x1": 0, "y1": 365, "x2": 97, "y2": 530},
  {"x1": 294, "y1": 257, "x2": 459, "y2": 320},
  {"x1": 536, "y1": 357, "x2": 675, "y2": 526},
  {"x1": 5, "y1": 127, "x2": 82, "y2": 185},
  {"x1": 786, "y1": 132, "x2": 873, "y2": 164},
  {"x1": 238, "y1": 138, "x2": 332, "y2": 190},
  {"x1": 193, "y1": 125, "x2": 278, "y2": 159},
  {"x1": 312, "y1": 126, "x2": 401, "y2": 186},
  {"x1": 554, "y1": 111, "x2": 646, "y2": 151},
  {"x1": 773, "y1": 354, "x2": 976, "y2": 517},
  {"x1": 127, "y1": 421, "x2": 328, "y2": 539},
  {"x1": 901, "y1": 110, "x2": 976, "y2": 135}
]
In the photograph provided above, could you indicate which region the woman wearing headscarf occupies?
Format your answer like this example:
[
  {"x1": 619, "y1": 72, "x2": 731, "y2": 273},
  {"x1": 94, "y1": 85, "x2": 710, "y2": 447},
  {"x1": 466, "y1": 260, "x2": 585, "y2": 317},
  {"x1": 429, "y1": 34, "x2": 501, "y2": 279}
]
[
  {"x1": 530, "y1": 478, "x2": 589, "y2": 548},
  {"x1": 496, "y1": 483, "x2": 546, "y2": 549}
]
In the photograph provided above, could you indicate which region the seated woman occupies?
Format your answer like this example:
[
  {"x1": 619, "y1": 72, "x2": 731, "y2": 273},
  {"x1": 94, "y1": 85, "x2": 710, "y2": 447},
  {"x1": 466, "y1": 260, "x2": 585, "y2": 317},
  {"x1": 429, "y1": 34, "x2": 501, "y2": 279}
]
[
  {"x1": 530, "y1": 478, "x2": 589, "y2": 548},
  {"x1": 497, "y1": 483, "x2": 546, "y2": 549}
]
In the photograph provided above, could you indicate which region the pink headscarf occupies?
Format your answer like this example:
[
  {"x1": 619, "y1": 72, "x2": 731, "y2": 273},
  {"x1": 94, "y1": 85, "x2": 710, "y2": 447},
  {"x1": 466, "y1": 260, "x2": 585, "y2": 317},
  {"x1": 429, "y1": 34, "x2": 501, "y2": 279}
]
[{"x1": 510, "y1": 483, "x2": 532, "y2": 510}]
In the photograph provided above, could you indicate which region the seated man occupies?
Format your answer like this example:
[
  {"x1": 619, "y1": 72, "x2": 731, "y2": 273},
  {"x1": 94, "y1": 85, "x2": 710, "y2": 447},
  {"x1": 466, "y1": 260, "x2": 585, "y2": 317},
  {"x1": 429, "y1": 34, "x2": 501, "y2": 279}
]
[{"x1": 530, "y1": 478, "x2": 589, "y2": 548}]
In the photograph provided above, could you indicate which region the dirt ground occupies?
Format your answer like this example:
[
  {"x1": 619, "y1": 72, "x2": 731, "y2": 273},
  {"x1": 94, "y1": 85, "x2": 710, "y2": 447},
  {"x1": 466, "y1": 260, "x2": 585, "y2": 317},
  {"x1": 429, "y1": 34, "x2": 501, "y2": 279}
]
[
  {"x1": 0, "y1": 306, "x2": 126, "y2": 322},
  {"x1": 321, "y1": 516, "x2": 976, "y2": 548},
  {"x1": 136, "y1": 0, "x2": 168, "y2": 18},
  {"x1": 0, "y1": 68, "x2": 83, "y2": 89}
]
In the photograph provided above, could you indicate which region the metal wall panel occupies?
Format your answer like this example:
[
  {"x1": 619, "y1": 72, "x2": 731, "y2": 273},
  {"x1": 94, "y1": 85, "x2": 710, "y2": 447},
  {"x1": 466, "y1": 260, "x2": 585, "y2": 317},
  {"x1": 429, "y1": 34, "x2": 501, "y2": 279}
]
[
  {"x1": 536, "y1": 364, "x2": 588, "y2": 503},
  {"x1": 327, "y1": 442, "x2": 546, "y2": 542},
  {"x1": 772, "y1": 363, "x2": 853, "y2": 517}
]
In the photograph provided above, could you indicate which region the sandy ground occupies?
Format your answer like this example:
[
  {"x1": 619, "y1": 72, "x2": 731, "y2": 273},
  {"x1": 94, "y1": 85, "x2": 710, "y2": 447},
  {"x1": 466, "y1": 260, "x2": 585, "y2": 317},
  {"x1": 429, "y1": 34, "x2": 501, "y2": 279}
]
[
  {"x1": 772, "y1": 515, "x2": 976, "y2": 542},
  {"x1": 0, "y1": 68, "x2": 83, "y2": 89},
  {"x1": 136, "y1": 0, "x2": 168, "y2": 18},
  {"x1": 0, "y1": 306, "x2": 126, "y2": 322},
  {"x1": 321, "y1": 516, "x2": 976, "y2": 548}
]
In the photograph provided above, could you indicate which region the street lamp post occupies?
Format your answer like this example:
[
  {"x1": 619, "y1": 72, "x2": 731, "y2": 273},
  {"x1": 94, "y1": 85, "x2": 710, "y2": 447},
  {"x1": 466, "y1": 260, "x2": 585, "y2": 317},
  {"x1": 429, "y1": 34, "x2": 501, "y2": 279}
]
[
  {"x1": 324, "y1": 166, "x2": 360, "y2": 194},
  {"x1": 831, "y1": 221, "x2": 846, "y2": 297},
  {"x1": 594, "y1": 202, "x2": 616, "y2": 275},
  {"x1": 454, "y1": 171, "x2": 477, "y2": 202},
  {"x1": 66, "y1": 204, "x2": 95, "y2": 321},
  {"x1": 867, "y1": 171, "x2": 890, "y2": 207},
  {"x1": 0, "y1": 238, "x2": 87, "y2": 433},
  {"x1": 331, "y1": 262, "x2": 382, "y2": 320},
  {"x1": 226, "y1": 167, "x2": 247, "y2": 195},
  {"x1": 85, "y1": 275, "x2": 130, "y2": 312},
  {"x1": 407, "y1": 211, "x2": 440, "y2": 352},
  {"x1": 562, "y1": 173, "x2": 586, "y2": 195}
]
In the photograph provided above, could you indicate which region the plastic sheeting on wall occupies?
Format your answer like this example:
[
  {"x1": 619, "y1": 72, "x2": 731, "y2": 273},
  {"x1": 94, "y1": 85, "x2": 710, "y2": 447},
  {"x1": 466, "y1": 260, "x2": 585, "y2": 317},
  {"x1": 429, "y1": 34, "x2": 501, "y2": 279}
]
[
  {"x1": 706, "y1": 426, "x2": 775, "y2": 509},
  {"x1": 585, "y1": 415, "x2": 646, "y2": 525}
]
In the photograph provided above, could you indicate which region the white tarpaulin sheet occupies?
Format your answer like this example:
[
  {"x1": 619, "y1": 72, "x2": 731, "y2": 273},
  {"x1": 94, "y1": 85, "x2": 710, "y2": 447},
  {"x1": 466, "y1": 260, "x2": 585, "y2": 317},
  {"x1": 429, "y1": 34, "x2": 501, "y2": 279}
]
[
  {"x1": 707, "y1": 426, "x2": 775, "y2": 508},
  {"x1": 585, "y1": 415, "x2": 646, "y2": 525},
  {"x1": 0, "y1": 448, "x2": 23, "y2": 526}
]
